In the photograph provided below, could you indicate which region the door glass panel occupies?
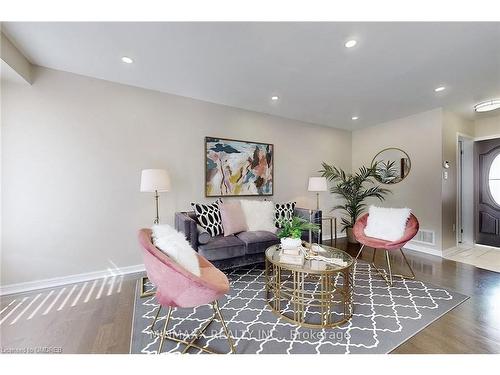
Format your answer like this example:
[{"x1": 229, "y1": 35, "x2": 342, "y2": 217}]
[
  {"x1": 489, "y1": 154, "x2": 500, "y2": 205},
  {"x1": 489, "y1": 154, "x2": 500, "y2": 179}
]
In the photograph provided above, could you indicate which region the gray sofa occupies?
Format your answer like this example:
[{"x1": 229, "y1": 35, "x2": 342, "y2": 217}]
[{"x1": 175, "y1": 207, "x2": 322, "y2": 270}]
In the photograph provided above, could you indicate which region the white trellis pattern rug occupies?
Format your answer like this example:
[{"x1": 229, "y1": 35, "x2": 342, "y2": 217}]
[{"x1": 130, "y1": 262, "x2": 468, "y2": 354}]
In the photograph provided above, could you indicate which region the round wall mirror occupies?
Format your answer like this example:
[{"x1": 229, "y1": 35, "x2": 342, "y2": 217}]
[{"x1": 371, "y1": 148, "x2": 411, "y2": 184}]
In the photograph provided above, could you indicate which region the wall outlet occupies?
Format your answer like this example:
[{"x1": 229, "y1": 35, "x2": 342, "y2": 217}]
[{"x1": 443, "y1": 171, "x2": 448, "y2": 180}]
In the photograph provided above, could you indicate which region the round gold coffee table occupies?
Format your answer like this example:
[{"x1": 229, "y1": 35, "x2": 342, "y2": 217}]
[{"x1": 265, "y1": 243, "x2": 353, "y2": 328}]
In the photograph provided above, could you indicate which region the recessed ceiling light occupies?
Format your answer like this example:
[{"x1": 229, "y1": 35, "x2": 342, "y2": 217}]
[
  {"x1": 474, "y1": 99, "x2": 500, "y2": 113},
  {"x1": 345, "y1": 40, "x2": 357, "y2": 48},
  {"x1": 434, "y1": 86, "x2": 446, "y2": 92},
  {"x1": 352, "y1": 116, "x2": 359, "y2": 120},
  {"x1": 121, "y1": 56, "x2": 134, "y2": 64},
  {"x1": 271, "y1": 95, "x2": 279, "y2": 101}
]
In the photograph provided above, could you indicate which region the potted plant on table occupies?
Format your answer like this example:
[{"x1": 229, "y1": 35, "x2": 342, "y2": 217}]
[
  {"x1": 319, "y1": 163, "x2": 390, "y2": 243},
  {"x1": 277, "y1": 216, "x2": 319, "y2": 249}
]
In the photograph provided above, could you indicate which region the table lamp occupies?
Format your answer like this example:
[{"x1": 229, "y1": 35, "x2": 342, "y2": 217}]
[
  {"x1": 308, "y1": 177, "x2": 327, "y2": 210},
  {"x1": 140, "y1": 169, "x2": 171, "y2": 224}
]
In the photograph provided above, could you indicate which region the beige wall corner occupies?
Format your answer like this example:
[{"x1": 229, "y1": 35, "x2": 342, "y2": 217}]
[
  {"x1": 352, "y1": 109, "x2": 444, "y2": 252},
  {"x1": 0, "y1": 31, "x2": 33, "y2": 84},
  {"x1": 441, "y1": 111, "x2": 474, "y2": 251},
  {"x1": 474, "y1": 114, "x2": 500, "y2": 140}
]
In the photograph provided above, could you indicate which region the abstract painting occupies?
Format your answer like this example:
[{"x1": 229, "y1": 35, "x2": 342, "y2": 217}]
[{"x1": 205, "y1": 137, "x2": 273, "y2": 197}]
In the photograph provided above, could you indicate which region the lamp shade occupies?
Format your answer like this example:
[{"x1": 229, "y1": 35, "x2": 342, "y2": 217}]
[
  {"x1": 308, "y1": 177, "x2": 327, "y2": 192},
  {"x1": 140, "y1": 169, "x2": 171, "y2": 192}
]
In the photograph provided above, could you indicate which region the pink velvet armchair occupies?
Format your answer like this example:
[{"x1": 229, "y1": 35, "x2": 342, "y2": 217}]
[
  {"x1": 138, "y1": 228, "x2": 235, "y2": 354},
  {"x1": 353, "y1": 213, "x2": 419, "y2": 286}
]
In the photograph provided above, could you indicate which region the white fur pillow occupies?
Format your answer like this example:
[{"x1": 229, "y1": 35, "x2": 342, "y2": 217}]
[
  {"x1": 240, "y1": 200, "x2": 277, "y2": 233},
  {"x1": 151, "y1": 224, "x2": 201, "y2": 276},
  {"x1": 364, "y1": 206, "x2": 411, "y2": 241}
]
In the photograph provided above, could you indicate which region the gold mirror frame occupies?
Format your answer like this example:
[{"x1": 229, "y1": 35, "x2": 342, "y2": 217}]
[{"x1": 371, "y1": 147, "x2": 411, "y2": 184}]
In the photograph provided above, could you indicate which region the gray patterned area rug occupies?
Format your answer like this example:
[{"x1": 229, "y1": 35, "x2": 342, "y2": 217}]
[{"x1": 130, "y1": 262, "x2": 468, "y2": 354}]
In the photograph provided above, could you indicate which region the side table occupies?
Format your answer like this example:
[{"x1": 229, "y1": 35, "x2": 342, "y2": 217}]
[{"x1": 321, "y1": 216, "x2": 337, "y2": 246}]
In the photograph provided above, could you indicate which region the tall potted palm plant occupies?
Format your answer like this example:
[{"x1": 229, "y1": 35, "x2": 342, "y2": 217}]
[{"x1": 319, "y1": 163, "x2": 390, "y2": 243}]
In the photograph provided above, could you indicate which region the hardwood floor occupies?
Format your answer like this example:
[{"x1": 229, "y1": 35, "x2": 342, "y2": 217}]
[
  {"x1": 1, "y1": 240, "x2": 499, "y2": 354},
  {"x1": 343, "y1": 241, "x2": 500, "y2": 354},
  {"x1": 0, "y1": 275, "x2": 137, "y2": 354}
]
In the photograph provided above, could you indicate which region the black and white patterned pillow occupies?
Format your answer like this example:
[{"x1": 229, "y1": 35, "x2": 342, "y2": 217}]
[
  {"x1": 275, "y1": 201, "x2": 296, "y2": 228},
  {"x1": 191, "y1": 199, "x2": 224, "y2": 237}
]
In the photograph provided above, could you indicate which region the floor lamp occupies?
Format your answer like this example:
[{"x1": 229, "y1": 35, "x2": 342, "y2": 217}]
[
  {"x1": 140, "y1": 169, "x2": 170, "y2": 297},
  {"x1": 140, "y1": 169, "x2": 171, "y2": 224},
  {"x1": 308, "y1": 176, "x2": 327, "y2": 210},
  {"x1": 308, "y1": 177, "x2": 327, "y2": 244}
]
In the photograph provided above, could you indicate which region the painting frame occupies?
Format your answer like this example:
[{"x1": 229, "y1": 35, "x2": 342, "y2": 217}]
[{"x1": 204, "y1": 136, "x2": 274, "y2": 197}]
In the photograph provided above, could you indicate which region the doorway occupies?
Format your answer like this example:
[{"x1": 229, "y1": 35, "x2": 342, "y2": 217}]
[
  {"x1": 457, "y1": 135, "x2": 474, "y2": 247},
  {"x1": 475, "y1": 138, "x2": 500, "y2": 247}
]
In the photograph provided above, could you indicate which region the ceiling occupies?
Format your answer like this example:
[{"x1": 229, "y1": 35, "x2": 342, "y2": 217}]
[{"x1": 3, "y1": 22, "x2": 500, "y2": 130}]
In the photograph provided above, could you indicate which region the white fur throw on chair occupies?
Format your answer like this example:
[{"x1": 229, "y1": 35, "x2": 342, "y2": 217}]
[
  {"x1": 152, "y1": 224, "x2": 201, "y2": 276},
  {"x1": 364, "y1": 206, "x2": 412, "y2": 241}
]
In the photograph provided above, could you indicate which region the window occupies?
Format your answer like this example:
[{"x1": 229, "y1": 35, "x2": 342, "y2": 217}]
[{"x1": 488, "y1": 154, "x2": 500, "y2": 205}]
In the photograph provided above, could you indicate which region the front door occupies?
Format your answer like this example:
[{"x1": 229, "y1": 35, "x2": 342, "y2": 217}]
[{"x1": 475, "y1": 138, "x2": 500, "y2": 247}]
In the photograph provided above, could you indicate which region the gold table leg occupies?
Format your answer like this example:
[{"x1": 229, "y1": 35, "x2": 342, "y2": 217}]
[{"x1": 265, "y1": 247, "x2": 353, "y2": 329}]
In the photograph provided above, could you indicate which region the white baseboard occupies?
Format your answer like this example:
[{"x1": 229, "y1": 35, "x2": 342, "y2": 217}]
[
  {"x1": 0, "y1": 264, "x2": 145, "y2": 296},
  {"x1": 322, "y1": 234, "x2": 442, "y2": 257},
  {"x1": 404, "y1": 242, "x2": 442, "y2": 257}
]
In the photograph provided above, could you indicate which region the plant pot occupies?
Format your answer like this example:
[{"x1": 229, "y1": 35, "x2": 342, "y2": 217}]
[
  {"x1": 346, "y1": 227, "x2": 358, "y2": 244},
  {"x1": 280, "y1": 237, "x2": 302, "y2": 250}
]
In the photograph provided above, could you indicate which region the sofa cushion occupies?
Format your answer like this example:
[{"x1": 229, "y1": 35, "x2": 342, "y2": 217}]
[
  {"x1": 191, "y1": 199, "x2": 224, "y2": 237},
  {"x1": 240, "y1": 200, "x2": 277, "y2": 233},
  {"x1": 197, "y1": 224, "x2": 211, "y2": 245},
  {"x1": 275, "y1": 201, "x2": 296, "y2": 228},
  {"x1": 220, "y1": 200, "x2": 248, "y2": 236},
  {"x1": 236, "y1": 231, "x2": 279, "y2": 255},
  {"x1": 197, "y1": 235, "x2": 246, "y2": 261}
]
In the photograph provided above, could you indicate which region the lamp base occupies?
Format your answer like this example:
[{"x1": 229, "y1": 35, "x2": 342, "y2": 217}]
[{"x1": 154, "y1": 190, "x2": 160, "y2": 224}]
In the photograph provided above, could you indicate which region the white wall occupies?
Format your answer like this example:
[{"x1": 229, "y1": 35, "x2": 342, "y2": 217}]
[
  {"x1": 474, "y1": 114, "x2": 500, "y2": 139},
  {"x1": 1, "y1": 67, "x2": 352, "y2": 285},
  {"x1": 442, "y1": 111, "x2": 474, "y2": 250},
  {"x1": 352, "y1": 109, "x2": 444, "y2": 251}
]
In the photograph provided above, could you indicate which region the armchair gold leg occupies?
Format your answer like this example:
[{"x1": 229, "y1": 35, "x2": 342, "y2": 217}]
[
  {"x1": 140, "y1": 276, "x2": 155, "y2": 298},
  {"x1": 182, "y1": 310, "x2": 216, "y2": 354},
  {"x1": 399, "y1": 248, "x2": 416, "y2": 279},
  {"x1": 354, "y1": 245, "x2": 373, "y2": 278},
  {"x1": 213, "y1": 300, "x2": 236, "y2": 354},
  {"x1": 152, "y1": 301, "x2": 235, "y2": 354},
  {"x1": 150, "y1": 304, "x2": 162, "y2": 332},
  {"x1": 158, "y1": 306, "x2": 173, "y2": 354},
  {"x1": 370, "y1": 248, "x2": 415, "y2": 287},
  {"x1": 355, "y1": 244, "x2": 365, "y2": 260},
  {"x1": 385, "y1": 250, "x2": 394, "y2": 286}
]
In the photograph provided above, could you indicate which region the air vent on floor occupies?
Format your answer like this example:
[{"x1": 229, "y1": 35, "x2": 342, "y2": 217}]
[{"x1": 412, "y1": 229, "x2": 435, "y2": 245}]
